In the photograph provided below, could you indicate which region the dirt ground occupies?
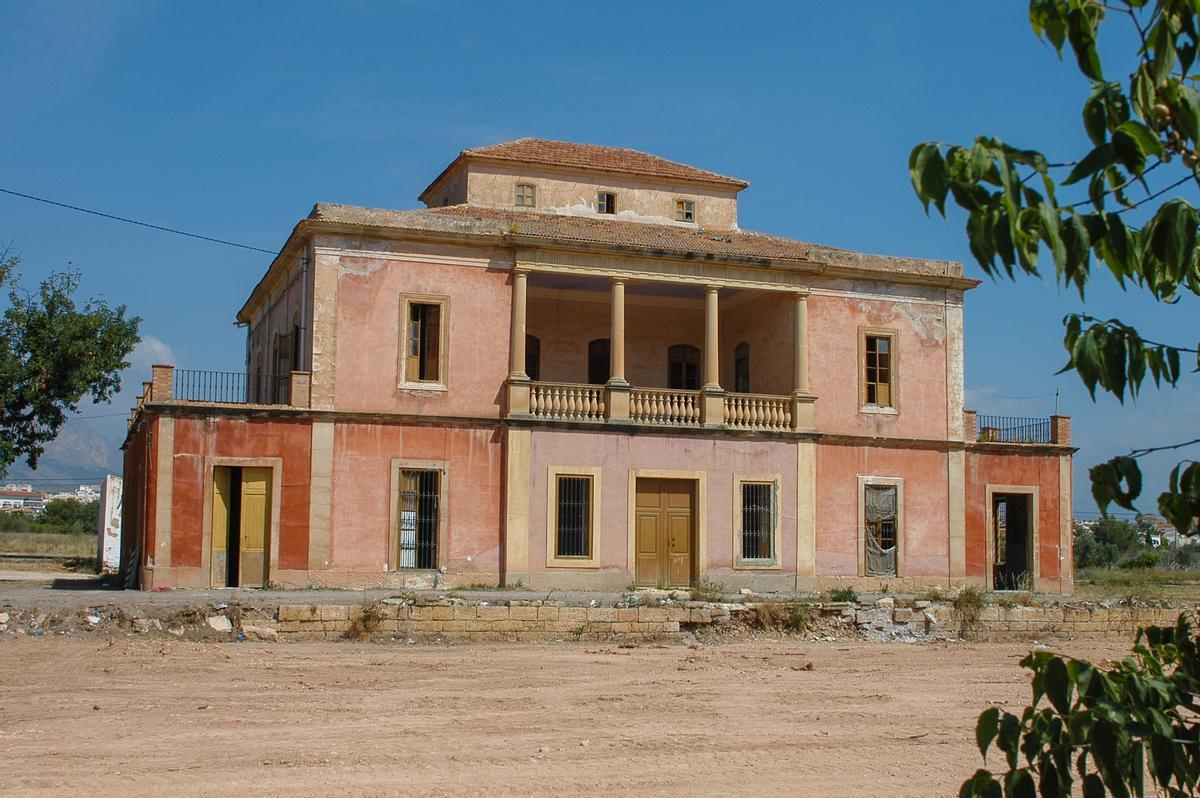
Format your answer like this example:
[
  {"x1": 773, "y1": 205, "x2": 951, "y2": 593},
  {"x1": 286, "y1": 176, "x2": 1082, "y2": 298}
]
[{"x1": 0, "y1": 636, "x2": 1134, "y2": 797}]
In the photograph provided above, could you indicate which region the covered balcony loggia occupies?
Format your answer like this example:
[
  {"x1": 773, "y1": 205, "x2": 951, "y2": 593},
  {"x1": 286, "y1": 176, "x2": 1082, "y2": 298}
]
[{"x1": 504, "y1": 269, "x2": 816, "y2": 433}]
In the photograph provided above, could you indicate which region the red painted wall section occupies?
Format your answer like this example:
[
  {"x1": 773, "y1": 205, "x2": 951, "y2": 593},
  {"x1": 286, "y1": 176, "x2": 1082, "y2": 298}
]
[
  {"x1": 527, "y1": 430, "x2": 799, "y2": 575},
  {"x1": 965, "y1": 450, "x2": 1064, "y2": 581},
  {"x1": 332, "y1": 243, "x2": 512, "y2": 418},
  {"x1": 329, "y1": 422, "x2": 502, "y2": 575},
  {"x1": 170, "y1": 416, "x2": 313, "y2": 570},
  {"x1": 807, "y1": 291, "x2": 951, "y2": 441},
  {"x1": 814, "y1": 444, "x2": 950, "y2": 576},
  {"x1": 120, "y1": 419, "x2": 152, "y2": 574}
]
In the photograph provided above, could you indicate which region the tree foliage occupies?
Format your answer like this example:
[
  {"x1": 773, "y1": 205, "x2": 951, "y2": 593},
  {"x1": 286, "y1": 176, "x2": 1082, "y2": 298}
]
[
  {"x1": 961, "y1": 615, "x2": 1200, "y2": 798},
  {"x1": 0, "y1": 499, "x2": 100, "y2": 535},
  {"x1": 0, "y1": 251, "x2": 140, "y2": 475},
  {"x1": 909, "y1": 0, "x2": 1200, "y2": 536}
]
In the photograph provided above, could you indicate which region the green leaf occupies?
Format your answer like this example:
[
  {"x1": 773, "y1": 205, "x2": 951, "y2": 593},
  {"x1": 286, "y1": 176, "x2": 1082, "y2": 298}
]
[
  {"x1": 1112, "y1": 127, "x2": 1147, "y2": 175},
  {"x1": 910, "y1": 143, "x2": 950, "y2": 216},
  {"x1": 1045, "y1": 657, "x2": 1072, "y2": 713},
  {"x1": 1067, "y1": 7, "x2": 1104, "y2": 80},
  {"x1": 1115, "y1": 120, "x2": 1164, "y2": 158},
  {"x1": 999, "y1": 713, "x2": 1022, "y2": 770},
  {"x1": 977, "y1": 707, "x2": 1000, "y2": 760},
  {"x1": 1081, "y1": 773, "x2": 1105, "y2": 798},
  {"x1": 1064, "y1": 144, "x2": 1116, "y2": 184},
  {"x1": 1005, "y1": 770, "x2": 1036, "y2": 798}
]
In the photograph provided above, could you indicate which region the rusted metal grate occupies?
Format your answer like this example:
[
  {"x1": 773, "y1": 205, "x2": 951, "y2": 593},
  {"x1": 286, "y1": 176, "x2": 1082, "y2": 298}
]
[
  {"x1": 975, "y1": 415, "x2": 1052, "y2": 444},
  {"x1": 740, "y1": 482, "x2": 774, "y2": 560},
  {"x1": 398, "y1": 469, "x2": 439, "y2": 569}
]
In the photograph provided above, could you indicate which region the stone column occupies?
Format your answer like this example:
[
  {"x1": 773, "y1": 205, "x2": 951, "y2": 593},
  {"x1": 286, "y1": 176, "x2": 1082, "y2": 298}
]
[
  {"x1": 700, "y1": 285, "x2": 725, "y2": 427},
  {"x1": 791, "y1": 292, "x2": 816, "y2": 431},
  {"x1": 507, "y1": 269, "x2": 531, "y2": 416},
  {"x1": 606, "y1": 277, "x2": 631, "y2": 422}
]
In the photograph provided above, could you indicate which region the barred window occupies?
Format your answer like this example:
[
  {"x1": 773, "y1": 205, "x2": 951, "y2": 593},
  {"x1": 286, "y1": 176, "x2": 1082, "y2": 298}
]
[
  {"x1": 555, "y1": 476, "x2": 592, "y2": 558},
  {"x1": 740, "y1": 482, "x2": 775, "y2": 561},
  {"x1": 398, "y1": 469, "x2": 440, "y2": 569}
]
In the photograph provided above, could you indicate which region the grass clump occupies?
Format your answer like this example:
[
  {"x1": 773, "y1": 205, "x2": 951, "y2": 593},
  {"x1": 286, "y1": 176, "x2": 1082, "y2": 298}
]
[
  {"x1": 344, "y1": 601, "x2": 385, "y2": 641},
  {"x1": 951, "y1": 585, "x2": 987, "y2": 637},
  {"x1": 825, "y1": 586, "x2": 858, "y2": 604},
  {"x1": 751, "y1": 601, "x2": 812, "y2": 633}
]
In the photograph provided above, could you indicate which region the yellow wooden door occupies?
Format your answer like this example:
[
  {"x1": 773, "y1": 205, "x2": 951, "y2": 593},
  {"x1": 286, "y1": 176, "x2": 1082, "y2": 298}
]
[
  {"x1": 633, "y1": 479, "x2": 695, "y2": 588},
  {"x1": 665, "y1": 483, "x2": 694, "y2": 588},
  {"x1": 239, "y1": 467, "x2": 271, "y2": 588},
  {"x1": 210, "y1": 467, "x2": 233, "y2": 588},
  {"x1": 635, "y1": 478, "x2": 662, "y2": 587}
]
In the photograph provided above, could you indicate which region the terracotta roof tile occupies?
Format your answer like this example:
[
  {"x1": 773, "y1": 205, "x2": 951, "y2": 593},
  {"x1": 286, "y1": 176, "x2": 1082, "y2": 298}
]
[
  {"x1": 309, "y1": 203, "x2": 965, "y2": 280},
  {"x1": 450, "y1": 138, "x2": 749, "y2": 189}
]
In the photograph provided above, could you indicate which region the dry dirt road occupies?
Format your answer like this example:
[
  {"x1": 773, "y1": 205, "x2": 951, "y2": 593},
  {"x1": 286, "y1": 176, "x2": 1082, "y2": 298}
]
[{"x1": 0, "y1": 636, "x2": 1131, "y2": 797}]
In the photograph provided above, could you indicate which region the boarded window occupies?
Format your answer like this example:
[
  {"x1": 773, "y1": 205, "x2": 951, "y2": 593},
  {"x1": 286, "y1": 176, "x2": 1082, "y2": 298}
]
[
  {"x1": 734, "y1": 341, "x2": 750, "y2": 393},
  {"x1": 675, "y1": 199, "x2": 695, "y2": 222},
  {"x1": 668, "y1": 344, "x2": 700, "y2": 390},
  {"x1": 555, "y1": 476, "x2": 592, "y2": 558},
  {"x1": 864, "y1": 334, "x2": 893, "y2": 406},
  {"x1": 406, "y1": 302, "x2": 442, "y2": 382},
  {"x1": 597, "y1": 191, "x2": 617, "y2": 214},
  {"x1": 398, "y1": 469, "x2": 440, "y2": 569},
  {"x1": 740, "y1": 482, "x2": 774, "y2": 560},
  {"x1": 587, "y1": 338, "x2": 610, "y2": 385},
  {"x1": 515, "y1": 183, "x2": 536, "y2": 207},
  {"x1": 865, "y1": 485, "x2": 897, "y2": 577},
  {"x1": 525, "y1": 334, "x2": 541, "y2": 381}
]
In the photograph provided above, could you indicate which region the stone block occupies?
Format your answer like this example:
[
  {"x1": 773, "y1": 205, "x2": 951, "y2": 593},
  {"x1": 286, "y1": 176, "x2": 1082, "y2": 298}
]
[
  {"x1": 279, "y1": 620, "x2": 301, "y2": 633},
  {"x1": 559, "y1": 608, "x2": 588, "y2": 623},
  {"x1": 453, "y1": 606, "x2": 478, "y2": 620},
  {"x1": 536, "y1": 607, "x2": 560, "y2": 621},
  {"x1": 587, "y1": 608, "x2": 617, "y2": 622},
  {"x1": 892, "y1": 608, "x2": 913, "y2": 624},
  {"x1": 616, "y1": 608, "x2": 639, "y2": 622},
  {"x1": 876, "y1": 597, "x2": 895, "y2": 611},
  {"x1": 508, "y1": 606, "x2": 539, "y2": 621},
  {"x1": 688, "y1": 608, "x2": 713, "y2": 624},
  {"x1": 638, "y1": 607, "x2": 668, "y2": 623},
  {"x1": 665, "y1": 606, "x2": 689, "y2": 622},
  {"x1": 477, "y1": 606, "x2": 509, "y2": 621},
  {"x1": 319, "y1": 606, "x2": 348, "y2": 621},
  {"x1": 440, "y1": 620, "x2": 467, "y2": 632},
  {"x1": 610, "y1": 622, "x2": 632, "y2": 633}
]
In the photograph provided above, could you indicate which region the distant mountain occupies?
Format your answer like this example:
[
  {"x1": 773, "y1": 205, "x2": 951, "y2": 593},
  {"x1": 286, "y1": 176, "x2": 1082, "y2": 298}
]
[{"x1": 4, "y1": 418, "x2": 124, "y2": 487}]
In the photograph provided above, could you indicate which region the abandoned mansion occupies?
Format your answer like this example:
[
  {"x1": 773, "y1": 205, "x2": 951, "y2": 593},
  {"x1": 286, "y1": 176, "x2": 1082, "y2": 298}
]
[{"x1": 120, "y1": 138, "x2": 1074, "y2": 594}]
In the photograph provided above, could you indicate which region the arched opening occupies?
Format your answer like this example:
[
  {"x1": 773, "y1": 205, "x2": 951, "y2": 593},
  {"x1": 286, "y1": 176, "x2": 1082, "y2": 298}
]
[{"x1": 668, "y1": 344, "x2": 700, "y2": 390}]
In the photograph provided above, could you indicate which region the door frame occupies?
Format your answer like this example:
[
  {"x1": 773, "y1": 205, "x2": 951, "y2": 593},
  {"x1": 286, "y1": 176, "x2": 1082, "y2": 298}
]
[
  {"x1": 984, "y1": 484, "x2": 1039, "y2": 591},
  {"x1": 201, "y1": 456, "x2": 284, "y2": 588},
  {"x1": 627, "y1": 469, "x2": 706, "y2": 583}
]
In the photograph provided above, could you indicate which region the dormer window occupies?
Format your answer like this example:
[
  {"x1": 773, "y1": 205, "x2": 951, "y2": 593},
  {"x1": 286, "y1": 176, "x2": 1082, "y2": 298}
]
[
  {"x1": 515, "y1": 183, "x2": 536, "y2": 207},
  {"x1": 597, "y1": 192, "x2": 616, "y2": 214},
  {"x1": 675, "y1": 199, "x2": 695, "y2": 223}
]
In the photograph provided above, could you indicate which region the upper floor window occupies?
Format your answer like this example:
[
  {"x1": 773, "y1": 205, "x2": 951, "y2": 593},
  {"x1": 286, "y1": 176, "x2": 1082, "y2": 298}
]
[
  {"x1": 675, "y1": 199, "x2": 696, "y2": 223},
  {"x1": 734, "y1": 341, "x2": 750, "y2": 393},
  {"x1": 862, "y1": 332, "x2": 895, "y2": 407},
  {"x1": 587, "y1": 338, "x2": 610, "y2": 385},
  {"x1": 515, "y1": 183, "x2": 536, "y2": 207},
  {"x1": 403, "y1": 297, "x2": 447, "y2": 385},
  {"x1": 597, "y1": 191, "x2": 617, "y2": 214},
  {"x1": 668, "y1": 344, "x2": 700, "y2": 390}
]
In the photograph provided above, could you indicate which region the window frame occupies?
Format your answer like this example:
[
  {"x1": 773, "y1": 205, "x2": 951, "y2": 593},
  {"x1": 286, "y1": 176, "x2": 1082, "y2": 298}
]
[
  {"x1": 856, "y1": 475, "x2": 904, "y2": 577},
  {"x1": 667, "y1": 343, "x2": 701, "y2": 390},
  {"x1": 515, "y1": 182, "x2": 536, "y2": 207},
  {"x1": 675, "y1": 198, "x2": 696, "y2": 223},
  {"x1": 388, "y1": 459, "x2": 449, "y2": 572},
  {"x1": 732, "y1": 473, "x2": 782, "y2": 569},
  {"x1": 545, "y1": 466, "x2": 602, "y2": 568},
  {"x1": 597, "y1": 191, "x2": 617, "y2": 214},
  {"x1": 398, "y1": 294, "x2": 450, "y2": 390},
  {"x1": 858, "y1": 326, "x2": 899, "y2": 414}
]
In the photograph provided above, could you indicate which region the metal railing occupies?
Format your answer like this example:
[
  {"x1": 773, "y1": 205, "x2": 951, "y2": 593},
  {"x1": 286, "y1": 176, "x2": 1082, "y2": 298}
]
[
  {"x1": 172, "y1": 370, "x2": 291, "y2": 405},
  {"x1": 974, "y1": 415, "x2": 1052, "y2": 444}
]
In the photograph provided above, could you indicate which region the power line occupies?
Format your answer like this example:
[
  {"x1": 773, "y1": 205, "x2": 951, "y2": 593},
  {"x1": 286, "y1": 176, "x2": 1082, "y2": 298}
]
[
  {"x1": 967, "y1": 386, "x2": 1059, "y2": 401},
  {"x1": 0, "y1": 187, "x2": 278, "y2": 255}
]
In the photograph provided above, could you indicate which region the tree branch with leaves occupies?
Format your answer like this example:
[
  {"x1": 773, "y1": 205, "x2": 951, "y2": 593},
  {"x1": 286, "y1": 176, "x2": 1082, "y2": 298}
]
[{"x1": 910, "y1": 0, "x2": 1200, "y2": 537}]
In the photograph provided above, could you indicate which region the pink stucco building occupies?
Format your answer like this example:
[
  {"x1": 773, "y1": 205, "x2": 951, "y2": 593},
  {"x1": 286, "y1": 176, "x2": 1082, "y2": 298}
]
[{"x1": 121, "y1": 139, "x2": 1074, "y2": 593}]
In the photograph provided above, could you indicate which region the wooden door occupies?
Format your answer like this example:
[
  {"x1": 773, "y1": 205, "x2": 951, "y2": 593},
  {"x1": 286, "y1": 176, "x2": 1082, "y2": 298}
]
[
  {"x1": 238, "y1": 467, "x2": 272, "y2": 588},
  {"x1": 210, "y1": 467, "x2": 233, "y2": 588},
  {"x1": 634, "y1": 478, "x2": 694, "y2": 588}
]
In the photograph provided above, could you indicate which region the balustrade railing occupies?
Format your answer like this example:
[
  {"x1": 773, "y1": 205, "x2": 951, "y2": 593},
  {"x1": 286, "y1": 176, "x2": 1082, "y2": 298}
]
[
  {"x1": 629, "y1": 388, "x2": 701, "y2": 426},
  {"x1": 529, "y1": 382, "x2": 605, "y2": 422},
  {"x1": 724, "y1": 393, "x2": 792, "y2": 431}
]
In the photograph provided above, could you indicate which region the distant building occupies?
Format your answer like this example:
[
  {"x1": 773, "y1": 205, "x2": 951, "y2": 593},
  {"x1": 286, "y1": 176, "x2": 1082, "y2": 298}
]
[
  {"x1": 0, "y1": 490, "x2": 46, "y2": 513},
  {"x1": 44, "y1": 485, "x2": 101, "y2": 504}
]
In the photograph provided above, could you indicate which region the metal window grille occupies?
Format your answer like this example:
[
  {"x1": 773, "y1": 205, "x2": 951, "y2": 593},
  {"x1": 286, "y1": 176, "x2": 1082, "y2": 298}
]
[
  {"x1": 398, "y1": 469, "x2": 439, "y2": 569},
  {"x1": 740, "y1": 482, "x2": 774, "y2": 560},
  {"x1": 555, "y1": 476, "x2": 591, "y2": 558}
]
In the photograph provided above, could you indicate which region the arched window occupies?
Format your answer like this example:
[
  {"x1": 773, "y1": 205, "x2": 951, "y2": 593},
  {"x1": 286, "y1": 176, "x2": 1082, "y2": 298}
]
[
  {"x1": 587, "y1": 339, "x2": 610, "y2": 385},
  {"x1": 668, "y1": 344, "x2": 700, "y2": 390},
  {"x1": 734, "y1": 341, "x2": 750, "y2": 393},
  {"x1": 526, "y1": 334, "x2": 541, "y2": 381}
]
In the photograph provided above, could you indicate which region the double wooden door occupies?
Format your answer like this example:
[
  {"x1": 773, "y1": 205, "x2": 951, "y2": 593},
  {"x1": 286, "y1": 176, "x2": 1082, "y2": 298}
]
[{"x1": 634, "y1": 478, "x2": 695, "y2": 588}]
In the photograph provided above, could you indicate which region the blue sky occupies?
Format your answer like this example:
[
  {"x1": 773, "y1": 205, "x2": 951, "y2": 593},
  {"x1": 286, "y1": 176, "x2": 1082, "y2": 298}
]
[{"x1": 1, "y1": 2, "x2": 1194, "y2": 513}]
